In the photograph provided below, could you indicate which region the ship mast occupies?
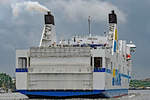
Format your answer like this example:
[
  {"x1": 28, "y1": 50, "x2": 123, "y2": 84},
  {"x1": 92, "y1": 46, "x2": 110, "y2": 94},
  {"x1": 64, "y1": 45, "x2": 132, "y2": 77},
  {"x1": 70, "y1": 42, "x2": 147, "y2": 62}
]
[{"x1": 88, "y1": 16, "x2": 91, "y2": 37}]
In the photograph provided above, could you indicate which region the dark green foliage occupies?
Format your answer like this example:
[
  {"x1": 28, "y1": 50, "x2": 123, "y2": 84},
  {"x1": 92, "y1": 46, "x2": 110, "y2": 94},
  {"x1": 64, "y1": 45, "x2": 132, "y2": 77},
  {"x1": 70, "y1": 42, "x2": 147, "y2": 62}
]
[
  {"x1": 0, "y1": 73, "x2": 15, "y2": 91},
  {"x1": 130, "y1": 80, "x2": 150, "y2": 88}
]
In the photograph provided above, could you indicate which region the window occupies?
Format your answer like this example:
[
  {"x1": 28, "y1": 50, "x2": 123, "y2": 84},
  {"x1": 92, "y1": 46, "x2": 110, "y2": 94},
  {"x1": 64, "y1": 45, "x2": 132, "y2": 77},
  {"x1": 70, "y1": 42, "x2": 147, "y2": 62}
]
[
  {"x1": 18, "y1": 57, "x2": 27, "y2": 68},
  {"x1": 111, "y1": 62, "x2": 113, "y2": 71},
  {"x1": 90, "y1": 57, "x2": 93, "y2": 66},
  {"x1": 94, "y1": 57, "x2": 102, "y2": 68},
  {"x1": 28, "y1": 57, "x2": 30, "y2": 67}
]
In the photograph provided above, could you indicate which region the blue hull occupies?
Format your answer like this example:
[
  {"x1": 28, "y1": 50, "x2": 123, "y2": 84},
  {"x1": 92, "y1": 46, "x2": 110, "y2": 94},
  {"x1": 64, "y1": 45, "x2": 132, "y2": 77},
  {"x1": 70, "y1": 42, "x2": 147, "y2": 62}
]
[{"x1": 17, "y1": 89, "x2": 128, "y2": 99}]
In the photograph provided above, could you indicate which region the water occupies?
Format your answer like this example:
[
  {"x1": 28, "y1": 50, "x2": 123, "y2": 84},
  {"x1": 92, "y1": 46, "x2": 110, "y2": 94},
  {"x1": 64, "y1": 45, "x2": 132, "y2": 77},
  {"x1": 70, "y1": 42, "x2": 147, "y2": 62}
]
[{"x1": 29, "y1": 90, "x2": 150, "y2": 100}]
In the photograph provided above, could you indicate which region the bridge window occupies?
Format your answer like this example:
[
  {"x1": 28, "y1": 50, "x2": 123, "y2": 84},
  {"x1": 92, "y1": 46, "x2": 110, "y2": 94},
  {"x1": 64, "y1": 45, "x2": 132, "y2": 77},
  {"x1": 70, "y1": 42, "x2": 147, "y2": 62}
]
[
  {"x1": 18, "y1": 57, "x2": 27, "y2": 68},
  {"x1": 94, "y1": 57, "x2": 102, "y2": 68}
]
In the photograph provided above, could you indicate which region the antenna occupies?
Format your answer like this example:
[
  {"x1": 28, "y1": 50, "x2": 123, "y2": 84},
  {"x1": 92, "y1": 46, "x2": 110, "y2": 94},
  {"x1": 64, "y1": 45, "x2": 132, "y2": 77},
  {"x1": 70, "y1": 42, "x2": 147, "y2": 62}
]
[{"x1": 88, "y1": 16, "x2": 91, "y2": 37}]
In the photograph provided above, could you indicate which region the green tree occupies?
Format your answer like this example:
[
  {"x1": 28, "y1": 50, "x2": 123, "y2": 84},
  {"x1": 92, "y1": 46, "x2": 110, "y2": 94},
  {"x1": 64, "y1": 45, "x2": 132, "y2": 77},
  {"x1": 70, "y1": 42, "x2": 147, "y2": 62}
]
[{"x1": 0, "y1": 73, "x2": 15, "y2": 91}]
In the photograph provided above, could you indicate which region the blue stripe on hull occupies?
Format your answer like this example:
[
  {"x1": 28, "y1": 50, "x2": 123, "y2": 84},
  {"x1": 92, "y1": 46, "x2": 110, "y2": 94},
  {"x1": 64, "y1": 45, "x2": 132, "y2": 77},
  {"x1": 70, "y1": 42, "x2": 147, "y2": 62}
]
[
  {"x1": 17, "y1": 90, "x2": 103, "y2": 97},
  {"x1": 17, "y1": 89, "x2": 128, "y2": 98},
  {"x1": 16, "y1": 68, "x2": 28, "y2": 72},
  {"x1": 94, "y1": 68, "x2": 105, "y2": 72}
]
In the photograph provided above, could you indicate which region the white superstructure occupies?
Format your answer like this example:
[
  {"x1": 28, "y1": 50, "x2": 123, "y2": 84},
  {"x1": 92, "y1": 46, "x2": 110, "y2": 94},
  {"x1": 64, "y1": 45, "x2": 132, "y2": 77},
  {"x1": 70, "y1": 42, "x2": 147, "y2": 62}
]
[{"x1": 16, "y1": 10, "x2": 136, "y2": 98}]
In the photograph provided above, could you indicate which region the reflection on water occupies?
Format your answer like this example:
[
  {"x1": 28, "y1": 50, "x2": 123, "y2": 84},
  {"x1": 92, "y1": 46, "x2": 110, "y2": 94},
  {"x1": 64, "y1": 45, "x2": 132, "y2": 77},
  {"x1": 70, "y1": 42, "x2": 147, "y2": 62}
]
[{"x1": 29, "y1": 90, "x2": 150, "y2": 100}]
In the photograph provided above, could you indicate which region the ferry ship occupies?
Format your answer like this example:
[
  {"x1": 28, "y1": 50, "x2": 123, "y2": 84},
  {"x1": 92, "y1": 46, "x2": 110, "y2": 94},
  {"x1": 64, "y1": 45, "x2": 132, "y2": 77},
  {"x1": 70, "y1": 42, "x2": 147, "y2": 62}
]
[{"x1": 15, "y1": 10, "x2": 136, "y2": 98}]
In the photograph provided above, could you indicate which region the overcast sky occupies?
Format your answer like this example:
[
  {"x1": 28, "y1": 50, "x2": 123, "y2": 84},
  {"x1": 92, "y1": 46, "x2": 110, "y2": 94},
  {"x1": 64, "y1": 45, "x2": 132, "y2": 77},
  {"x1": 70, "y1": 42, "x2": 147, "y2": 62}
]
[{"x1": 0, "y1": 0, "x2": 149, "y2": 79}]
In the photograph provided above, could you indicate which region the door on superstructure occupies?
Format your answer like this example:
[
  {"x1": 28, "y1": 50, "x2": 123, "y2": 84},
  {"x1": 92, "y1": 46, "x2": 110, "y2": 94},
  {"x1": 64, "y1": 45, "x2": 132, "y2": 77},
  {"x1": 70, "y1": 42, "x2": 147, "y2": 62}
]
[{"x1": 94, "y1": 57, "x2": 102, "y2": 69}]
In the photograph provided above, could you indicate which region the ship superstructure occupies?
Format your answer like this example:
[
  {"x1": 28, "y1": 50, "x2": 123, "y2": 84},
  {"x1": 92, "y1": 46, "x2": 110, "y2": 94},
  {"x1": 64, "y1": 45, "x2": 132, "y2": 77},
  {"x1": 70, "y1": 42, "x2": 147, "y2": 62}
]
[{"x1": 16, "y1": 10, "x2": 136, "y2": 98}]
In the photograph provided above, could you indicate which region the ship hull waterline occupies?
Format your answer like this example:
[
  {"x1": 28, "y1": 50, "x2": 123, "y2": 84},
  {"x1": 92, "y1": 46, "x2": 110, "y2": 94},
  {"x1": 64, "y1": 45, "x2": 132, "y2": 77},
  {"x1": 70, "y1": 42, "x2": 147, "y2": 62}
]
[{"x1": 17, "y1": 89, "x2": 128, "y2": 99}]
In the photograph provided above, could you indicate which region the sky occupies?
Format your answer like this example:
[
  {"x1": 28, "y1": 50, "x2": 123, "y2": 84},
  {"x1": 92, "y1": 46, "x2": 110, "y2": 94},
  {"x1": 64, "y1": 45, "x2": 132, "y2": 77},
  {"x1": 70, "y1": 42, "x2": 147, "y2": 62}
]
[{"x1": 0, "y1": 0, "x2": 149, "y2": 79}]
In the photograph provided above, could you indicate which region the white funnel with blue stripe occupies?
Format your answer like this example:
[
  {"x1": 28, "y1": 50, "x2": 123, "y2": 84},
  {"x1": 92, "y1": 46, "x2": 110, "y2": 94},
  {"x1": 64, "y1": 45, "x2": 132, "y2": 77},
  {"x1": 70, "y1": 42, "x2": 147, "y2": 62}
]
[{"x1": 108, "y1": 10, "x2": 118, "y2": 55}]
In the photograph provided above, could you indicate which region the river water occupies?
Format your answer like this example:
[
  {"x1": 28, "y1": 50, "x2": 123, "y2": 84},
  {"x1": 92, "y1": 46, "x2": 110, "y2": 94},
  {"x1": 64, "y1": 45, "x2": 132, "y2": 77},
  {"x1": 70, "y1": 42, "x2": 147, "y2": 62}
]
[{"x1": 29, "y1": 90, "x2": 150, "y2": 100}]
